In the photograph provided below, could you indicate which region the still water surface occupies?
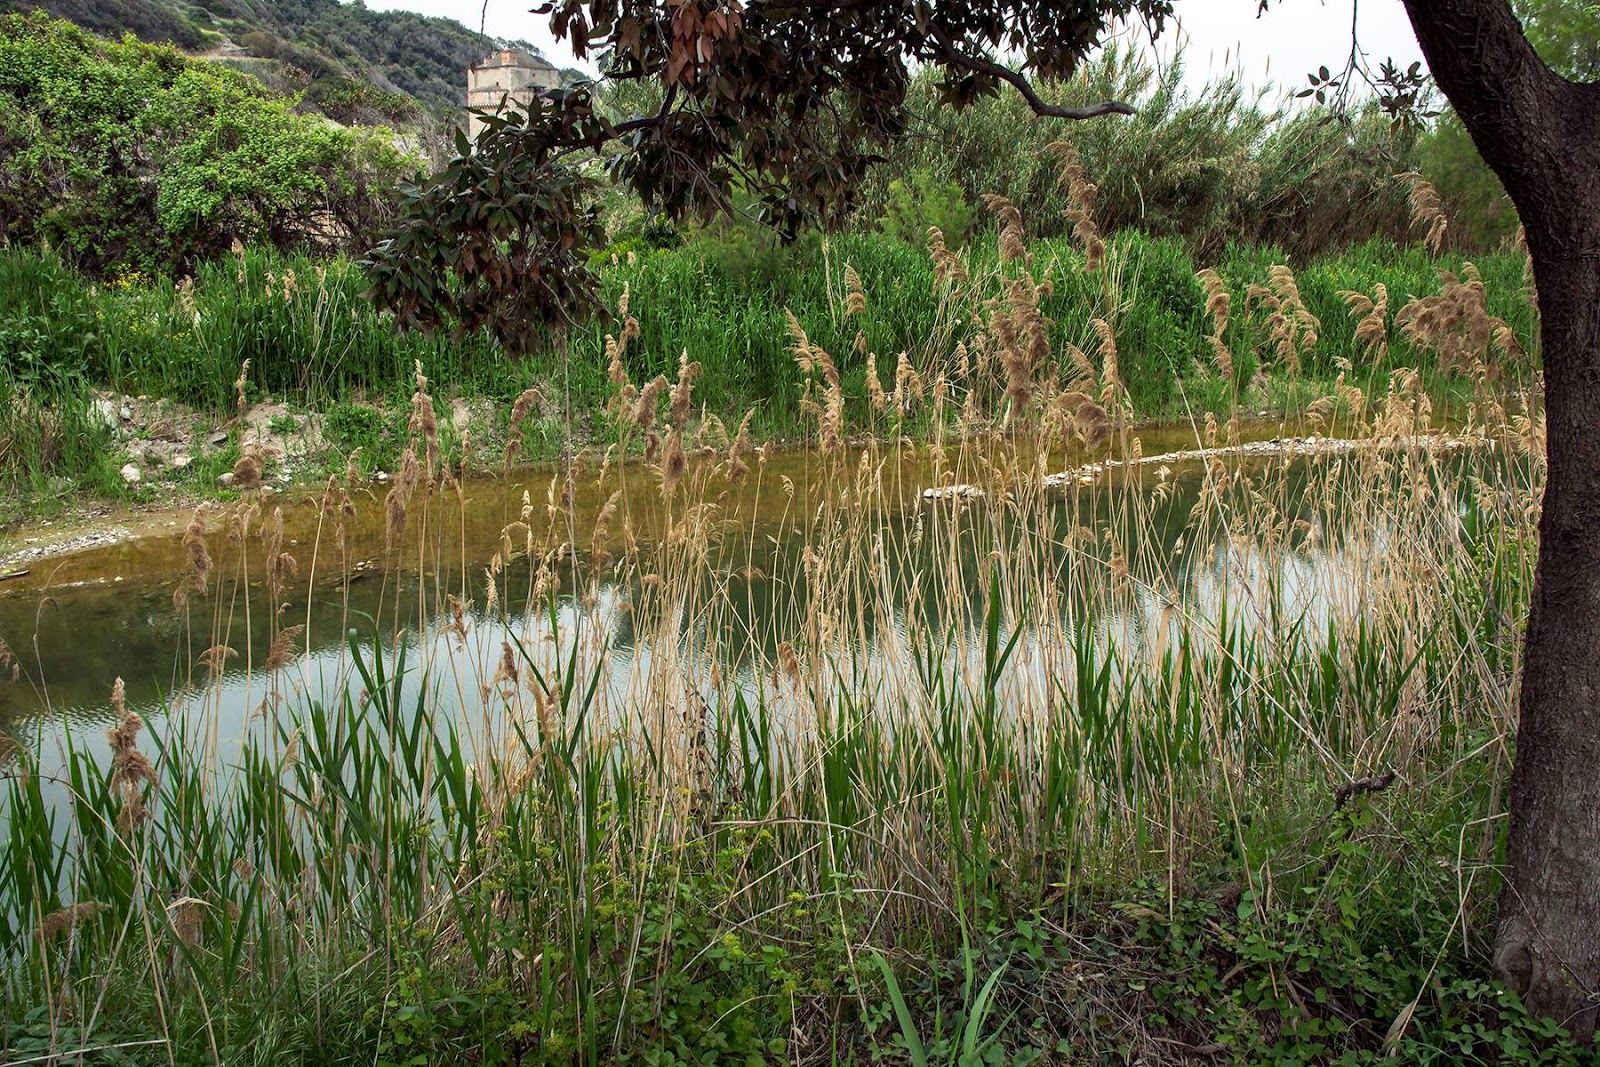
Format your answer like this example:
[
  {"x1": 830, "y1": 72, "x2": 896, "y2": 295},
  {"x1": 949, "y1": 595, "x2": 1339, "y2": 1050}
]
[{"x1": 0, "y1": 424, "x2": 1460, "y2": 773}]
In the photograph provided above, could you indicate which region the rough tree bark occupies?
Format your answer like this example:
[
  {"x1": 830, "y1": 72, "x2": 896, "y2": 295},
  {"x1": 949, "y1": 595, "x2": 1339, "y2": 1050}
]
[{"x1": 1400, "y1": 0, "x2": 1600, "y2": 1040}]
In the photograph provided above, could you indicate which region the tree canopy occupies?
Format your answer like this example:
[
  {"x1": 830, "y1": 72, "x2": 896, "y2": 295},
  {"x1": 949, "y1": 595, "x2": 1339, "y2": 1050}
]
[{"x1": 365, "y1": 0, "x2": 1174, "y2": 348}]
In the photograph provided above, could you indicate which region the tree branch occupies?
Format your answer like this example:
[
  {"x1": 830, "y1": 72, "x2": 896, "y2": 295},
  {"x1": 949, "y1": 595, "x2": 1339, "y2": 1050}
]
[
  {"x1": 1400, "y1": 0, "x2": 1599, "y2": 221},
  {"x1": 925, "y1": 22, "x2": 1136, "y2": 119}
]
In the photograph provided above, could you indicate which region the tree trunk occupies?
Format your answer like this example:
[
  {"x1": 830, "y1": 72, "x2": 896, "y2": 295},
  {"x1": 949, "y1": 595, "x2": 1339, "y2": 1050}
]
[
  {"x1": 1496, "y1": 233, "x2": 1600, "y2": 1041},
  {"x1": 1399, "y1": 0, "x2": 1600, "y2": 1041}
]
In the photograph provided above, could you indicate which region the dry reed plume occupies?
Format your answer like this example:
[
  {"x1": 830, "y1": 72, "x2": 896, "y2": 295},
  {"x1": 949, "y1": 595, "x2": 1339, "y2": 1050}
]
[
  {"x1": 1396, "y1": 264, "x2": 1523, "y2": 382},
  {"x1": 1048, "y1": 141, "x2": 1105, "y2": 271},
  {"x1": 1196, "y1": 268, "x2": 1234, "y2": 379},
  {"x1": 38, "y1": 901, "x2": 110, "y2": 942},
  {"x1": 503, "y1": 387, "x2": 544, "y2": 472},
  {"x1": 181, "y1": 505, "x2": 211, "y2": 592},
  {"x1": 107, "y1": 677, "x2": 156, "y2": 833},
  {"x1": 787, "y1": 311, "x2": 845, "y2": 451},
  {"x1": 384, "y1": 444, "x2": 421, "y2": 551},
  {"x1": 410, "y1": 361, "x2": 440, "y2": 482},
  {"x1": 1245, "y1": 264, "x2": 1320, "y2": 378},
  {"x1": 1341, "y1": 283, "x2": 1390, "y2": 364},
  {"x1": 1398, "y1": 171, "x2": 1450, "y2": 254},
  {"x1": 843, "y1": 263, "x2": 867, "y2": 316},
  {"x1": 980, "y1": 193, "x2": 1029, "y2": 264},
  {"x1": 928, "y1": 226, "x2": 968, "y2": 288},
  {"x1": 262, "y1": 625, "x2": 304, "y2": 671}
]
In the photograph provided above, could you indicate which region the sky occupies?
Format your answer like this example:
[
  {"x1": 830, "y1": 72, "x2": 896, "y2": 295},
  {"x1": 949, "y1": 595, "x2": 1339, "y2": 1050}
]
[{"x1": 369, "y1": 0, "x2": 1426, "y2": 102}]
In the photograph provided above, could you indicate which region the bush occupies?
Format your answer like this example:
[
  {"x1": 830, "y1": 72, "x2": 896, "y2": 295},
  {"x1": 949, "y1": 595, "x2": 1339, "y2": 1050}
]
[
  {"x1": 0, "y1": 12, "x2": 413, "y2": 278},
  {"x1": 878, "y1": 167, "x2": 976, "y2": 248}
]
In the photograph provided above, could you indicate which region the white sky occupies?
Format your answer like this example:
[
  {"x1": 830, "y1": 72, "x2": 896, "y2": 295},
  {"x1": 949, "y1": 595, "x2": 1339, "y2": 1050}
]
[{"x1": 368, "y1": 0, "x2": 1425, "y2": 100}]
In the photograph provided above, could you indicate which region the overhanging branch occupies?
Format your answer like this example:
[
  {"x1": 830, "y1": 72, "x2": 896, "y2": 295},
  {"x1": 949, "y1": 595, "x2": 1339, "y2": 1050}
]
[{"x1": 926, "y1": 22, "x2": 1136, "y2": 119}]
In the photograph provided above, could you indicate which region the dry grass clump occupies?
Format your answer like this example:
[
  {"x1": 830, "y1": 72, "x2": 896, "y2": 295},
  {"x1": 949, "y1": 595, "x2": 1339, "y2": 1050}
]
[{"x1": 1397, "y1": 171, "x2": 1449, "y2": 254}]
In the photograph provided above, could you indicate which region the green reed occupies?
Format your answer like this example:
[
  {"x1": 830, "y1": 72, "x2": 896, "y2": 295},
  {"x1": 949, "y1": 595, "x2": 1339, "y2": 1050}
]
[{"x1": 0, "y1": 229, "x2": 1535, "y2": 428}]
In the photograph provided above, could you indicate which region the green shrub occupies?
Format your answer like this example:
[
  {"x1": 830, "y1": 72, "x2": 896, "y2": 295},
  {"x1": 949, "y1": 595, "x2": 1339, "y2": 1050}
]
[
  {"x1": 0, "y1": 12, "x2": 412, "y2": 278},
  {"x1": 879, "y1": 167, "x2": 977, "y2": 248}
]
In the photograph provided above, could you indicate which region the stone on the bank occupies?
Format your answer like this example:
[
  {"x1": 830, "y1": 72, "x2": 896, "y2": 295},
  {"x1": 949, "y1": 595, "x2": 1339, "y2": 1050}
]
[
  {"x1": 91, "y1": 398, "x2": 120, "y2": 431},
  {"x1": 171, "y1": 454, "x2": 192, "y2": 471},
  {"x1": 218, "y1": 471, "x2": 235, "y2": 488},
  {"x1": 120, "y1": 463, "x2": 141, "y2": 484}
]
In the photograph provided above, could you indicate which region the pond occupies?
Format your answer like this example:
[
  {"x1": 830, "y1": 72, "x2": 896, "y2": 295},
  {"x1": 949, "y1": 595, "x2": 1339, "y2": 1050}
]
[{"x1": 0, "y1": 419, "x2": 1510, "y2": 784}]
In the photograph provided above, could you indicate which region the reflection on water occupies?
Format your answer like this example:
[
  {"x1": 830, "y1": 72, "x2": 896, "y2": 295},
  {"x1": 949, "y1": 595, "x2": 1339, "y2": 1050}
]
[{"x1": 0, "y1": 427, "x2": 1486, "y2": 785}]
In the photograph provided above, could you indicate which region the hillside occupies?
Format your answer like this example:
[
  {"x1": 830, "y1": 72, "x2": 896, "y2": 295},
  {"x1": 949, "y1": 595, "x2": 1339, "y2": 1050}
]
[{"x1": 0, "y1": 0, "x2": 579, "y2": 123}]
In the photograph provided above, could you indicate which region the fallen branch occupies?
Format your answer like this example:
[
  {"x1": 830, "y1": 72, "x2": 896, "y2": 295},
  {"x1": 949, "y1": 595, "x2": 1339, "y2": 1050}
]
[{"x1": 1335, "y1": 770, "x2": 1399, "y2": 811}]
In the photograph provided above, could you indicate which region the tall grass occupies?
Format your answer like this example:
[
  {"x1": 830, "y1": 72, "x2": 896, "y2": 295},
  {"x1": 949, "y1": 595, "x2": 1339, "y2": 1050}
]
[
  {"x1": 856, "y1": 45, "x2": 1427, "y2": 262},
  {"x1": 0, "y1": 226, "x2": 1534, "y2": 449},
  {"x1": 0, "y1": 253, "x2": 115, "y2": 505},
  {"x1": 0, "y1": 213, "x2": 1565, "y2": 1063}
]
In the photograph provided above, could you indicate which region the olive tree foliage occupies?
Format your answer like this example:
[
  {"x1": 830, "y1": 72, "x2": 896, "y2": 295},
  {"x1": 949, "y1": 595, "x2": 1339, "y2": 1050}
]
[{"x1": 363, "y1": 0, "x2": 1170, "y2": 350}]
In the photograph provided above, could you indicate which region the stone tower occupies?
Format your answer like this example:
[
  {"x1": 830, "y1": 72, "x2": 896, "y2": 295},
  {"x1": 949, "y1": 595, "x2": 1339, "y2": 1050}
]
[{"x1": 467, "y1": 49, "x2": 560, "y2": 140}]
